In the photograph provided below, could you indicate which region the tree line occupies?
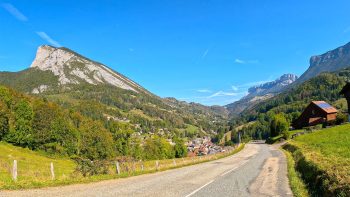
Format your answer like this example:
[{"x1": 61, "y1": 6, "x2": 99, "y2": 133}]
[{"x1": 0, "y1": 85, "x2": 187, "y2": 161}]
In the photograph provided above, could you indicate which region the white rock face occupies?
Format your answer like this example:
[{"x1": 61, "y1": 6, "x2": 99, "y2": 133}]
[
  {"x1": 32, "y1": 85, "x2": 49, "y2": 94},
  {"x1": 30, "y1": 45, "x2": 141, "y2": 92}
]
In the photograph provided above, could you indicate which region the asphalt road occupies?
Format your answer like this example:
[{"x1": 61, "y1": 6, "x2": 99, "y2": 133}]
[{"x1": 0, "y1": 143, "x2": 292, "y2": 197}]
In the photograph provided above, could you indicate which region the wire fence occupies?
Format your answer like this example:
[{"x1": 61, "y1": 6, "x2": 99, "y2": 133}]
[{"x1": 2, "y1": 144, "x2": 243, "y2": 186}]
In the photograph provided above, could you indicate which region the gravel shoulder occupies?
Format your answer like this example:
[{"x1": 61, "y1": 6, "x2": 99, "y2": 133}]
[{"x1": 0, "y1": 143, "x2": 292, "y2": 197}]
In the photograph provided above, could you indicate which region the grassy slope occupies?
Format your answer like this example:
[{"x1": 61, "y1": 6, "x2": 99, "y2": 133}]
[
  {"x1": 291, "y1": 124, "x2": 350, "y2": 181},
  {"x1": 0, "y1": 142, "x2": 76, "y2": 189},
  {"x1": 285, "y1": 124, "x2": 350, "y2": 196}
]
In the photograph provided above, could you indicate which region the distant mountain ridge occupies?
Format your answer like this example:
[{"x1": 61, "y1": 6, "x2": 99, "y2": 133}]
[
  {"x1": 226, "y1": 41, "x2": 350, "y2": 117},
  {"x1": 248, "y1": 74, "x2": 298, "y2": 98},
  {"x1": 225, "y1": 74, "x2": 298, "y2": 116},
  {"x1": 296, "y1": 41, "x2": 350, "y2": 84}
]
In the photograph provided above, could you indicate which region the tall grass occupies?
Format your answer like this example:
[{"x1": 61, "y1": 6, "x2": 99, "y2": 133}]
[{"x1": 282, "y1": 149, "x2": 309, "y2": 197}]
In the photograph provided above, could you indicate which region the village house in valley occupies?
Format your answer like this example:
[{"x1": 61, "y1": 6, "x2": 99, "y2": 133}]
[{"x1": 292, "y1": 101, "x2": 338, "y2": 129}]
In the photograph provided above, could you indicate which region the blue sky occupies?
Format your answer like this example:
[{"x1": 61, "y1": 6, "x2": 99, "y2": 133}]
[{"x1": 1, "y1": 0, "x2": 350, "y2": 106}]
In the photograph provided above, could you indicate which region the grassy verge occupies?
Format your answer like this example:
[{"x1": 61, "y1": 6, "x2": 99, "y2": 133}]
[
  {"x1": 282, "y1": 149, "x2": 309, "y2": 197},
  {"x1": 283, "y1": 124, "x2": 350, "y2": 196},
  {"x1": 266, "y1": 130, "x2": 304, "y2": 144},
  {"x1": 0, "y1": 142, "x2": 245, "y2": 190}
]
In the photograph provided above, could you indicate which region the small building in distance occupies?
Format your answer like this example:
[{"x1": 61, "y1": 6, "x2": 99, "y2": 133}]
[{"x1": 292, "y1": 101, "x2": 338, "y2": 129}]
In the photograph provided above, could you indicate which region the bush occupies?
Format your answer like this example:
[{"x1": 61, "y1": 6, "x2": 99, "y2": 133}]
[
  {"x1": 282, "y1": 130, "x2": 290, "y2": 140},
  {"x1": 336, "y1": 112, "x2": 348, "y2": 125},
  {"x1": 173, "y1": 137, "x2": 188, "y2": 158},
  {"x1": 224, "y1": 141, "x2": 234, "y2": 146},
  {"x1": 314, "y1": 124, "x2": 323, "y2": 130},
  {"x1": 74, "y1": 158, "x2": 110, "y2": 177},
  {"x1": 270, "y1": 114, "x2": 289, "y2": 137}
]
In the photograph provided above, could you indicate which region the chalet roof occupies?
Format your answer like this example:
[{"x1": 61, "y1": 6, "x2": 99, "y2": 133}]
[
  {"x1": 340, "y1": 82, "x2": 350, "y2": 95},
  {"x1": 312, "y1": 101, "x2": 338, "y2": 114}
]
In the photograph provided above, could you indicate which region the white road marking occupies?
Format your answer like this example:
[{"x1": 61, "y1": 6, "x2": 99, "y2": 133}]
[
  {"x1": 220, "y1": 166, "x2": 238, "y2": 177},
  {"x1": 185, "y1": 180, "x2": 215, "y2": 197},
  {"x1": 220, "y1": 160, "x2": 249, "y2": 177}
]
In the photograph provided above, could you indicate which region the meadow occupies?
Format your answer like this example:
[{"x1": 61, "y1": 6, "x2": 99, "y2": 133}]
[{"x1": 284, "y1": 124, "x2": 350, "y2": 196}]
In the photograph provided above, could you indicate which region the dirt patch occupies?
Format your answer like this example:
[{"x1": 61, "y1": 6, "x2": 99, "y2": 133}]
[{"x1": 249, "y1": 157, "x2": 280, "y2": 197}]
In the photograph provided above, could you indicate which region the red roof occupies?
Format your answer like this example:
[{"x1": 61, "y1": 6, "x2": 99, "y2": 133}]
[{"x1": 312, "y1": 101, "x2": 338, "y2": 114}]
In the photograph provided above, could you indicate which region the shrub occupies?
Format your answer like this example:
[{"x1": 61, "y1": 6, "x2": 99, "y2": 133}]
[
  {"x1": 270, "y1": 114, "x2": 289, "y2": 137},
  {"x1": 74, "y1": 158, "x2": 110, "y2": 177},
  {"x1": 336, "y1": 112, "x2": 348, "y2": 125},
  {"x1": 281, "y1": 130, "x2": 290, "y2": 140},
  {"x1": 173, "y1": 137, "x2": 188, "y2": 158},
  {"x1": 224, "y1": 140, "x2": 234, "y2": 146}
]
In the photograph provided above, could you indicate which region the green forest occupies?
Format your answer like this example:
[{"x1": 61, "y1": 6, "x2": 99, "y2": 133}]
[{"x1": 0, "y1": 85, "x2": 188, "y2": 162}]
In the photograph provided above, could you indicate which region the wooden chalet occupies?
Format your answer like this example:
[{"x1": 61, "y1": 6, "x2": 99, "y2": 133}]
[{"x1": 292, "y1": 101, "x2": 338, "y2": 129}]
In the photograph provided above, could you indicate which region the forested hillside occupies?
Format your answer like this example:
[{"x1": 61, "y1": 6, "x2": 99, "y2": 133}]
[
  {"x1": 0, "y1": 85, "x2": 188, "y2": 161},
  {"x1": 229, "y1": 68, "x2": 350, "y2": 141}
]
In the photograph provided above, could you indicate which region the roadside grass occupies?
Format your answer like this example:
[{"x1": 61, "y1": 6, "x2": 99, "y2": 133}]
[
  {"x1": 0, "y1": 142, "x2": 244, "y2": 190},
  {"x1": 282, "y1": 149, "x2": 309, "y2": 197},
  {"x1": 284, "y1": 124, "x2": 350, "y2": 196},
  {"x1": 266, "y1": 130, "x2": 304, "y2": 144},
  {"x1": 0, "y1": 142, "x2": 76, "y2": 190}
]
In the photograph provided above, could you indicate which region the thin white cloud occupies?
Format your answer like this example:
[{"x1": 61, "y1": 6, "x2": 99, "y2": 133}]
[
  {"x1": 202, "y1": 49, "x2": 209, "y2": 59},
  {"x1": 129, "y1": 48, "x2": 135, "y2": 52},
  {"x1": 208, "y1": 91, "x2": 238, "y2": 98},
  {"x1": 197, "y1": 89, "x2": 212, "y2": 93},
  {"x1": 185, "y1": 78, "x2": 273, "y2": 105},
  {"x1": 344, "y1": 26, "x2": 350, "y2": 33},
  {"x1": 235, "y1": 58, "x2": 245, "y2": 64},
  {"x1": 231, "y1": 85, "x2": 238, "y2": 91},
  {"x1": 1, "y1": 3, "x2": 28, "y2": 22},
  {"x1": 36, "y1": 32, "x2": 61, "y2": 47},
  {"x1": 235, "y1": 58, "x2": 259, "y2": 64},
  {"x1": 235, "y1": 80, "x2": 271, "y2": 88}
]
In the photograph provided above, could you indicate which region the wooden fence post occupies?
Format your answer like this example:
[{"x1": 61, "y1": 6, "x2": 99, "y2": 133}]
[
  {"x1": 12, "y1": 160, "x2": 17, "y2": 181},
  {"x1": 50, "y1": 162, "x2": 55, "y2": 180},
  {"x1": 173, "y1": 159, "x2": 176, "y2": 166},
  {"x1": 141, "y1": 162, "x2": 144, "y2": 172},
  {"x1": 156, "y1": 161, "x2": 159, "y2": 171},
  {"x1": 115, "y1": 161, "x2": 120, "y2": 175}
]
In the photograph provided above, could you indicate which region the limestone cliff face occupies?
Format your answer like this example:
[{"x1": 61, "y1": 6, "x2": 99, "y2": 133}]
[
  {"x1": 296, "y1": 42, "x2": 350, "y2": 84},
  {"x1": 30, "y1": 45, "x2": 143, "y2": 93}
]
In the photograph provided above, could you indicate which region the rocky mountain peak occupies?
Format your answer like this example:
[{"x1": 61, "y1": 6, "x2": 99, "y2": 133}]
[
  {"x1": 30, "y1": 45, "x2": 142, "y2": 93},
  {"x1": 248, "y1": 74, "x2": 298, "y2": 96},
  {"x1": 225, "y1": 73, "x2": 297, "y2": 116}
]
